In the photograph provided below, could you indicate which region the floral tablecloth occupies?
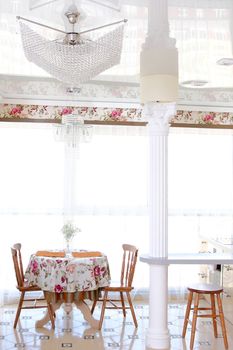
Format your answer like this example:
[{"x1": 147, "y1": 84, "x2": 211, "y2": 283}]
[{"x1": 25, "y1": 254, "x2": 111, "y2": 294}]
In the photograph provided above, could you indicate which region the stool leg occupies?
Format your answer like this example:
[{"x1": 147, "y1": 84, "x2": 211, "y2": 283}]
[
  {"x1": 182, "y1": 291, "x2": 193, "y2": 338},
  {"x1": 216, "y1": 294, "x2": 228, "y2": 349},
  {"x1": 210, "y1": 294, "x2": 217, "y2": 337},
  {"x1": 190, "y1": 292, "x2": 199, "y2": 350}
]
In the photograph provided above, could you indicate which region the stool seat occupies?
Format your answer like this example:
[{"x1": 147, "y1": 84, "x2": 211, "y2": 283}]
[
  {"x1": 187, "y1": 283, "x2": 223, "y2": 294},
  {"x1": 182, "y1": 283, "x2": 228, "y2": 350}
]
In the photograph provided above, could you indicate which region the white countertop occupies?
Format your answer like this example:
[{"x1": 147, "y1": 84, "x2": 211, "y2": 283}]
[
  {"x1": 201, "y1": 236, "x2": 233, "y2": 252},
  {"x1": 140, "y1": 253, "x2": 233, "y2": 265}
]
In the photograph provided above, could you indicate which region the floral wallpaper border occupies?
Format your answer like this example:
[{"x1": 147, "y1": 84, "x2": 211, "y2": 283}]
[
  {"x1": 0, "y1": 104, "x2": 233, "y2": 126},
  {"x1": 171, "y1": 110, "x2": 233, "y2": 126},
  {"x1": 0, "y1": 104, "x2": 142, "y2": 122}
]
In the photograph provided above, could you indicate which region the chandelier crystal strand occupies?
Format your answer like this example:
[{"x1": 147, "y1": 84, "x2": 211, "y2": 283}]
[
  {"x1": 19, "y1": 21, "x2": 124, "y2": 84},
  {"x1": 54, "y1": 115, "x2": 93, "y2": 150}
]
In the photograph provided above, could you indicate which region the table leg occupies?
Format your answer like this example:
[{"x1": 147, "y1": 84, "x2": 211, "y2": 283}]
[
  {"x1": 63, "y1": 303, "x2": 73, "y2": 314},
  {"x1": 73, "y1": 300, "x2": 99, "y2": 329},
  {"x1": 35, "y1": 301, "x2": 62, "y2": 328}
]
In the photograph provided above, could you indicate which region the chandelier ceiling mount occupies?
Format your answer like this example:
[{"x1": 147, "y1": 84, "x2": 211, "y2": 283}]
[{"x1": 65, "y1": 9, "x2": 81, "y2": 25}]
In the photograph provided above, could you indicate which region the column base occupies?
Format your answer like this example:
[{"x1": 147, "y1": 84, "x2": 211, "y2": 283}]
[{"x1": 146, "y1": 328, "x2": 170, "y2": 349}]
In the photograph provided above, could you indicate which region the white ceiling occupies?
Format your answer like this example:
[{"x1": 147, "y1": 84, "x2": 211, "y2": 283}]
[{"x1": 0, "y1": 0, "x2": 233, "y2": 104}]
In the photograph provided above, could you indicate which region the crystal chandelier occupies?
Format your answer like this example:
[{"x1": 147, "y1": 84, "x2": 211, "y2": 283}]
[
  {"x1": 17, "y1": 6, "x2": 126, "y2": 85},
  {"x1": 54, "y1": 114, "x2": 93, "y2": 149}
]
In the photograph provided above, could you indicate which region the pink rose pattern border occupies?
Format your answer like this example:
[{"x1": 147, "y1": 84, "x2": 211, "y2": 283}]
[
  {"x1": 171, "y1": 110, "x2": 233, "y2": 126},
  {"x1": 0, "y1": 104, "x2": 142, "y2": 122},
  {"x1": 0, "y1": 104, "x2": 233, "y2": 126}
]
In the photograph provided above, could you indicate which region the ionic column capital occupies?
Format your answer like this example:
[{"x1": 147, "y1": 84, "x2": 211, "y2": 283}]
[{"x1": 143, "y1": 102, "x2": 176, "y2": 135}]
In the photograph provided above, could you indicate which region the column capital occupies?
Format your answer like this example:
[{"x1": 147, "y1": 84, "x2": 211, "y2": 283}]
[{"x1": 143, "y1": 102, "x2": 176, "y2": 135}]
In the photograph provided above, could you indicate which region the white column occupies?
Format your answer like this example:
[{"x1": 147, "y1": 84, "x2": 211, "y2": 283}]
[
  {"x1": 140, "y1": 1, "x2": 178, "y2": 348},
  {"x1": 147, "y1": 264, "x2": 169, "y2": 349},
  {"x1": 144, "y1": 102, "x2": 176, "y2": 350},
  {"x1": 145, "y1": 0, "x2": 172, "y2": 50}
]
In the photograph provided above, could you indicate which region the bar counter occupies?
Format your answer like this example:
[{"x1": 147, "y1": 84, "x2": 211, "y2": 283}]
[{"x1": 140, "y1": 253, "x2": 233, "y2": 265}]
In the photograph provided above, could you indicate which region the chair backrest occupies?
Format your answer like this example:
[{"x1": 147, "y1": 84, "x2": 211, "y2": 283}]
[
  {"x1": 120, "y1": 244, "x2": 138, "y2": 287},
  {"x1": 11, "y1": 243, "x2": 24, "y2": 288}
]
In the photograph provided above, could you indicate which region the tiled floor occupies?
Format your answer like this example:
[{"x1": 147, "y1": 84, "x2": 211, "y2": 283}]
[{"x1": 0, "y1": 298, "x2": 233, "y2": 349}]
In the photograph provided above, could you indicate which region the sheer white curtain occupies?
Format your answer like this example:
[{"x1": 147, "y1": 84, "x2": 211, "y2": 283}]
[
  {"x1": 168, "y1": 127, "x2": 233, "y2": 294},
  {"x1": 169, "y1": 127, "x2": 233, "y2": 252},
  {"x1": 63, "y1": 125, "x2": 149, "y2": 292},
  {"x1": 0, "y1": 123, "x2": 65, "y2": 305},
  {"x1": 0, "y1": 123, "x2": 149, "y2": 306}
]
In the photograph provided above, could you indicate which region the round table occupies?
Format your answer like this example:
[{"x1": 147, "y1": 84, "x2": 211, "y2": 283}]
[{"x1": 25, "y1": 253, "x2": 111, "y2": 328}]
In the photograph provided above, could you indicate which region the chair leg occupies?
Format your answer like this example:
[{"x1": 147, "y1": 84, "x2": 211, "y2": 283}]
[
  {"x1": 210, "y1": 294, "x2": 218, "y2": 337},
  {"x1": 126, "y1": 292, "x2": 138, "y2": 328},
  {"x1": 120, "y1": 292, "x2": 126, "y2": 317},
  {"x1": 91, "y1": 299, "x2": 97, "y2": 314},
  {"x1": 182, "y1": 291, "x2": 193, "y2": 338},
  {"x1": 190, "y1": 292, "x2": 199, "y2": 350},
  {"x1": 216, "y1": 294, "x2": 228, "y2": 349},
  {"x1": 47, "y1": 302, "x2": 55, "y2": 329},
  {"x1": 14, "y1": 291, "x2": 25, "y2": 328},
  {"x1": 99, "y1": 290, "x2": 108, "y2": 330}
]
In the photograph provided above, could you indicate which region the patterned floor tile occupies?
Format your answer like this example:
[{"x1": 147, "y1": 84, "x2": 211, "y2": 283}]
[{"x1": 0, "y1": 299, "x2": 233, "y2": 349}]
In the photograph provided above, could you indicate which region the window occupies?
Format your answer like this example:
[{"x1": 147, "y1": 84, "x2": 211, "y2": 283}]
[{"x1": 1, "y1": 123, "x2": 233, "y2": 304}]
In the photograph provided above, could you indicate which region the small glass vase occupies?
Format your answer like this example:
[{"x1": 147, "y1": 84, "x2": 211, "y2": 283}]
[{"x1": 65, "y1": 239, "x2": 72, "y2": 255}]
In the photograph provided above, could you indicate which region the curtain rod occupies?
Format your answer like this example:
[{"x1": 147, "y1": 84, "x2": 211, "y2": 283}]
[{"x1": 0, "y1": 118, "x2": 233, "y2": 129}]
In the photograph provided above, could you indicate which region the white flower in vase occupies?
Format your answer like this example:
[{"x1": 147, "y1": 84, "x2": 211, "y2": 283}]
[{"x1": 61, "y1": 221, "x2": 81, "y2": 253}]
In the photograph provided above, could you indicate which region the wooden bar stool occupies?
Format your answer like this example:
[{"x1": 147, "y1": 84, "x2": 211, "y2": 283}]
[{"x1": 182, "y1": 283, "x2": 228, "y2": 350}]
